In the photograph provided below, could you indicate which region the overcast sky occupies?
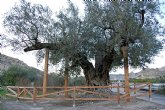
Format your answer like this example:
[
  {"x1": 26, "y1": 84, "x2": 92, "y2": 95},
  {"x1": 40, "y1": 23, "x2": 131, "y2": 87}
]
[{"x1": 0, "y1": 0, "x2": 165, "y2": 74}]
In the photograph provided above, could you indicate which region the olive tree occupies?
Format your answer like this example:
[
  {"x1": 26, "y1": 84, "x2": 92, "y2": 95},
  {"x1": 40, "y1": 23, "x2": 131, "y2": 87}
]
[{"x1": 3, "y1": 0, "x2": 164, "y2": 86}]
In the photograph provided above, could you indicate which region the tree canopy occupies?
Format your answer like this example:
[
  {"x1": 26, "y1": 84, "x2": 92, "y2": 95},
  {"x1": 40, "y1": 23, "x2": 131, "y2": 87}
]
[{"x1": 3, "y1": 0, "x2": 164, "y2": 85}]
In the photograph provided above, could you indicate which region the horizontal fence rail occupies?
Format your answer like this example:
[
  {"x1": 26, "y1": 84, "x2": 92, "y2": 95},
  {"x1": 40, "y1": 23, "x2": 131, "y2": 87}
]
[{"x1": 6, "y1": 82, "x2": 152, "y2": 105}]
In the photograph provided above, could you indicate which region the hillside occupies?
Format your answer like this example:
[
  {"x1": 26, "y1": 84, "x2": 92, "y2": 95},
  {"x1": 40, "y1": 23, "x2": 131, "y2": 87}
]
[
  {"x1": 0, "y1": 53, "x2": 43, "y2": 76},
  {"x1": 0, "y1": 53, "x2": 28, "y2": 71},
  {"x1": 135, "y1": 68, "x2": 165, "y2": 79}
]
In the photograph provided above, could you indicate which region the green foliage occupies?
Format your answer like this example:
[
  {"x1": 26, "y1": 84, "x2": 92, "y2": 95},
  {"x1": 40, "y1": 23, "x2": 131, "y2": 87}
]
[
  {"x1": 131, "y1": 78, "x2": 154, "y2": 83},
  {"x1": 157, "y1": 85, "x2": 165, "y2": 95},
  {"x1": 130, "y1": 77, "x2": 165, "y2": 83},
  {"x1": 69, "y1": 76, "x2": 86, "y2": 86},
  {"x1": 158, "y1": 76, "x2": 165, "y2": 83},
  {"x1": 0, "y1": 87, "x2": 7, "y2": 97},
  {"x1": 84, "y1": 1, "x2": 164, "y2": 69},
  {"x1": 48, "y1": 73, "x2": 65, "y2": 86},
  {"x1": 0, "y1": 66, "x2": 38, "y2": 86},
  {"x1": 3, "y1": 0, "x2": 53, "y2": 51},
  {"x1": 48, "y1": 72, "x2": 86, "y2": 86}
]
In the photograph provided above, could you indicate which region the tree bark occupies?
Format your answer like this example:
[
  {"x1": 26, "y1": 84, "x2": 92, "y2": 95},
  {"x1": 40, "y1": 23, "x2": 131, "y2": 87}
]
[
  {"x1": 94, "y1": 49, "x2": 115, "y2": 86},
  {"x1": 72, "y1": 53, "x2": 95, "y2": 86}
]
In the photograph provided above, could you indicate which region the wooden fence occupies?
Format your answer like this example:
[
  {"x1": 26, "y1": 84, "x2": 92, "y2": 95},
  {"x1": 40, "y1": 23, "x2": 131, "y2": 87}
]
[{"x1": 6, "y1": 82, "x2": 152, "y2": 105}]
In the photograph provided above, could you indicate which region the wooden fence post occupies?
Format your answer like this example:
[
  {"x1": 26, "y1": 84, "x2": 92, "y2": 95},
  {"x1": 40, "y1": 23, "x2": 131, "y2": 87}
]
[
  {"x1": 17, "y1": 87, "x2": 20, "y2": 101},
  {"x1": 64, "y1": 70, "x2": 69, "y2": 98},
  {"x1": 33, "y1": 86, "x2": 37, "y2": 103},
  {"x1": 149, "y1": 83, "x2": 152, "y2": 99},
  {"x1": 117, "y1": 83, "x2": 120, "y2": 104},
  {"x1": 73, "y1": 87, "x2": 76, "y2": 107},
  {"x1": 134, "y1": 83, "x2": 136, "y2": 95}
]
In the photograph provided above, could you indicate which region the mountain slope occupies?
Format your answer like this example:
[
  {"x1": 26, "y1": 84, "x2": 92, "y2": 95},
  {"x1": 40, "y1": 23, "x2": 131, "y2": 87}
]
[
  {"x1": 0, "y1": 53, "x2": 43, "y2": 75},
  {"x1": 0, "y1": 53, "x2": 28, "y2": 71}
]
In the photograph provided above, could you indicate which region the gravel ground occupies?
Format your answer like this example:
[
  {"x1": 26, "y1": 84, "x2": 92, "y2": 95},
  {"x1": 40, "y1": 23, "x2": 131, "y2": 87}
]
[{"x1": 0, "y1": 98, "x2": 165, "y2": 110}]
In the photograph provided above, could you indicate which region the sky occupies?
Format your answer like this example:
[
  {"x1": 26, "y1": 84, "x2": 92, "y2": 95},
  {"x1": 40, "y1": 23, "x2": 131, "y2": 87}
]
[
  {"x1": 0, "y1": 0, "x2": 85, "y2": 72},
  {"x1": 0, "y1": 0, "x2": 165, "y2": 74}
]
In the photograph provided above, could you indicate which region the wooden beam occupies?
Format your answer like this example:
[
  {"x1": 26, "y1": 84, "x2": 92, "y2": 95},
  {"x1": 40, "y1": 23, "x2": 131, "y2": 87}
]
[{"x1": 43, "y1": 48, "x2": 49, "y2": 95}]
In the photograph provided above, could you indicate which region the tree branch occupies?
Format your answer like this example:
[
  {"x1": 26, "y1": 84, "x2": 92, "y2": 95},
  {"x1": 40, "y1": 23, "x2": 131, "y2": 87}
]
[{"x1": 24, "y1": 42, "x2": 59, "y2": 52}]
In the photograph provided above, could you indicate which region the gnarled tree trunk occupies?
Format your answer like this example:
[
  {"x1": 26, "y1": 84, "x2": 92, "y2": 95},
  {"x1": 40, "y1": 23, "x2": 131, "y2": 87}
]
[{"x1": 73, "y1": 49, "x2": 115, "y2": 86}]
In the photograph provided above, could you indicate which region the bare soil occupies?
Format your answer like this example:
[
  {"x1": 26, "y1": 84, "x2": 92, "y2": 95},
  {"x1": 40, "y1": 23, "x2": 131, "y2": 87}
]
[{"x1": 0, "y1": 98, "x2": 165, "y2": 110}]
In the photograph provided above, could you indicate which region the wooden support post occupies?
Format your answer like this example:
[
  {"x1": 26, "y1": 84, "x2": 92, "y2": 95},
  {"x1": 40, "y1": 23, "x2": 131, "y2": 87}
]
[
  {"x1": 117, "y1": 83, "x2": 120, "y2": 104},
  {"x1": 43, "y1": 48, "x2": 49, "y2": 95},
  {"x1": 121, "y1": 46, "x2": 130, "y2": 102},
  {"x1": 149, "y1": 83, "x2": 152, "y2": 99}
]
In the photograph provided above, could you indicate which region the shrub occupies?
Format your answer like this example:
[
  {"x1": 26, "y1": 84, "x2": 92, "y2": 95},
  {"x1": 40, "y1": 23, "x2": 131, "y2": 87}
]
[
  {"x1": 48, "y1": 73, "x2": 86, "y2": 86},
  {"x1": 157, "y1": 85, "x2": 165, "y2": 95},
  {"x1": 0, "y1": 87, "x2": 7, "y2": 97},
  {"x1": 48, "y1": 73, "x2": 65, "y2": 86},
  {"x1": 0, "y1": 66, "x2": 41, "y2": 86},
  {"x1": 69, "y1": 76, "x2": 86, "y2": 86},
  {"x1": 130, "y1": 78, "x2": 165, "y2": 83}
]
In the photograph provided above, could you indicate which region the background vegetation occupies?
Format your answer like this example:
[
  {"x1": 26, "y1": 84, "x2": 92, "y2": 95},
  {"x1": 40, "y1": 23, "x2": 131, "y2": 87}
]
[
  {"x1": 130, "y1": 77, "x2": 165, "y2": 83},
  {"x1": 0, "y1": 66, "x2": 42, "y2": 86},
  {"x1": 0, "y1": 66, "x2": 86, "y2": 87}
]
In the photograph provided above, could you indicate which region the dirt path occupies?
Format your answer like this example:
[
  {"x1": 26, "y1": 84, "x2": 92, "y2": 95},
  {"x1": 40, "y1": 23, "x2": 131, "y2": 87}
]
[{"x1": 0, "y1": 98, "x2": 165, "y2": 110}]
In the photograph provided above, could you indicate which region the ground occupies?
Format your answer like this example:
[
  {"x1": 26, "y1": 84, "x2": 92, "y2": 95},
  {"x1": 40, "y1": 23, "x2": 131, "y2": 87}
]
[{"x1": 0, "y1": 98, "x2": 165, "y2": 110}]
